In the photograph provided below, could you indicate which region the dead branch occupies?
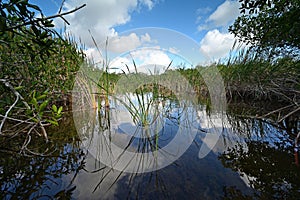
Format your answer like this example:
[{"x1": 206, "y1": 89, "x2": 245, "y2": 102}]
[
  {"x1": 5, "y1": 4, "x2": 86, "y2": 31},
  {"x1": 0, "y1": 78, "x2": 49, "y2": 142},
  {"x1": 0, "y1": 92, "x2": 19, "y2": 134},
  {"x1": 0, "y1": 79, "x2": 30, "y2": 109},
  {"x1": 278, "y1": 106, "x2": 300, "y2": 122}
]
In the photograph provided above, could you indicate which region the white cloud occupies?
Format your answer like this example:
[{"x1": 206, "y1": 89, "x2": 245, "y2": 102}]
[
  {"x1": 140, "y1": 0, "x2": 157, "y2": 10},
  {"x1": 110, "y1": 48, "x2": 172, "y2": 74},
  {"x1": 108, "y1": 33, "x2": 154, "y2": 53},
  {"x1": 199, "y1": 29, "x2": 236, "y2": 60},
  {"x1": 108, "y1": 33, "x2": 141, "y2": 53},
  {"x1": 109, "y1": 56, "x2": 132, "y2": 72},
  {"x1": 195, "y1": 7, "x2": 212, "y2": 24},
  {"x1": 197, "y1": 25, "x2": 210, "y2": 32},
  {"x1": 207, "y1": 0, "x2": 240, "y2": 27},
  {"x1": 141, "y1": 33, "x2": 152, "y2": 43},
  {"x1": 196, "y1": 7, "x2": 212, "y2": 15},
  {"x1": 197, "y1": 0, "x2": 240, "y2": 31},
  {"x1": 84, "y1": 48, "x2": 103, "y2": 63},
  {"x1": 58, "y1": 0, "x2": 158, "y2": 48},
  {"x1": 132, "y1": 48, "x2": 172, "y2": 67}
]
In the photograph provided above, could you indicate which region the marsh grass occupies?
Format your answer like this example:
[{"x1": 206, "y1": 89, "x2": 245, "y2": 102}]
[
  {"x1": 77, "y1": 41, "x2": 299, "y2": 127},
  {"x1": 218, "y1": 47, "x2": 300, "y2": 122},
  {"x1": 220, "y1": 48, "x2": 299, "y2": 101}
]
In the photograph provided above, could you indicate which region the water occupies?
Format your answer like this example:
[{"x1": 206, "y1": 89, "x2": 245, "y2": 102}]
[{"x1": 0, "y1": 95, "x2": 299, "y2": 199}]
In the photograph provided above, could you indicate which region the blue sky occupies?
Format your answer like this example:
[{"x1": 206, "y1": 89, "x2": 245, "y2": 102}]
[{"x1": 30, "y1": 0, "x2": 242, "y2": 70}]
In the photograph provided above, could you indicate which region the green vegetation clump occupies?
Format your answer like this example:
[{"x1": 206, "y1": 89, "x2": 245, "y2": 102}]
[
  {"x1": 0, "y1": 0, "x2": 86, "y2": 147},
  {"x1": 229, "y1": 0, "x2": 300, "y2": 57},
  {"x1": 0, "y1": 33, "x2": 85, "y2": 107},
  {"x1": 220, "y1": 55, "x2": 300, "y2": 102}
]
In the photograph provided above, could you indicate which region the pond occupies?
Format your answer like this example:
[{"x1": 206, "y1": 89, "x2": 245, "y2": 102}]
[{"x1": 0, "y1": 92, "x2": 299, "y2": 199}]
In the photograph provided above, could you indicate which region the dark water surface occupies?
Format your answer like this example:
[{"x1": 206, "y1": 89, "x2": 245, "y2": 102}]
[{"x1": 1, "y1": 97, "x2": 299, "y2": 199}]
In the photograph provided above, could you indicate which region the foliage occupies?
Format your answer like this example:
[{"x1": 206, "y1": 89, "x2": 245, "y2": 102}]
[
  {"x1": 0, "y1": 30, "x2": 85, "y2": 137},
  {"x1": 229, "y1": 0, "x2": 300, "y2": 57},
  {"x1": 26, "y1": 90, "x2": 63, "y2": 126},
  {"x1": 0, "y1": 0, "x2": 58, "y2": 57},
  {"x1": 0, "y1": 0, "x2": 85, "y2": 148}
]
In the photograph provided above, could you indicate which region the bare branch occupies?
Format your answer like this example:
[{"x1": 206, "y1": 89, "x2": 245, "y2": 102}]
[
  {"x1": 5, "y1": 4, "x2": 86, "y2": 31},
  {"x1": 39, "y1": 121, "x2": 49, "y2": 143},
  {"x1": 0, "y1": 79, "x2": 30, "y2": 109},
  {"x1": 278, "y1": 106, "x2": 300, "y2": 122},
  {"x1": 59, "y1": 0, "x2": 67, "y2": 14},
  {"x1": 0, "y1": 94, "x2": 19, "y2": 134}
]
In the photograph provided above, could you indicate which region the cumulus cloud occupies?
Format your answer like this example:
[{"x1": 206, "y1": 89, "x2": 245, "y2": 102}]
[
  {"x1": 107, "y1": 33, "x2": 154, "y2": 53},
  {"x1": 199, "y1": 29, "x2": 235, "y2": 60},
  {"x1": 110, "y1": 48, "x2": 172, "y2": 74},
  {"x1": 57, "y1": 0, "x2": 158, "y2": 48},
  {"x1": 207, "y1": 0, "x2": 240, "y2": 27},
  {"x1": 196, "y1": 1, "x2": 243, "y2": 60},
  {"x1": 197, "y1": 0, "x2": 240, "y2": 31},
  {"x1": 110, "y1": 56, "x2": 132, "y2": 71},
  {"x1": 84, "y1": 48, "x2": 103, "y2": 63},
  {"x1": 132, "y1": 48, "x2": 171, "y2": 67}
]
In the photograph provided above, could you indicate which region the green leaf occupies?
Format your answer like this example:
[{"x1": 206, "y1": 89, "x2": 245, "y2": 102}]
[
  {"x1": 39, "y1": 100, "x2": 49, "y2": 112},
  {"x1": 14, "y1": 86, "x2": 24, "y2": 90},
  {"x1": 47, "y1": 119, "x2": 58, "y2": 126},
  {"x1": 52, "y1": 104, "x2": 57, "y2": 113},
  {"x1": 32, "y1": 90, "x2": 36, "y2": 98},
  {"x1": 36, "y1": 94, "x2": 47, "y2": 100},
  {"x1": 30, "y1": 117, "x2": 39, "y2": 123},
  {"x1": 30, "y1": 97, "x2": 38, "y2": 108},
  {"x1": 57, "y1": 106, "x2": 63, "y2": 115}
]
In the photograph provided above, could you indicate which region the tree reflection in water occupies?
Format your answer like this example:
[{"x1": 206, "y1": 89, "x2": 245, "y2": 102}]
[
  {"x1": 220, "y1": 115, "x2": 300, "y2": 199},
  {"x1": 1, "y1": 93, "x2": 298, "y2": 199},
  {"x1": 0, "y1": 111, "x2": 88, "y2": 199},
  {"x1": 0, "y1": 137, "x2": 85, "y2": 199}
]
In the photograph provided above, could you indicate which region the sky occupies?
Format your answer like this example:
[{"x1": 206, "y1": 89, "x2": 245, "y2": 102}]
[{"x1": 29, "y1": 0, "x2": 242, "y2": 71}]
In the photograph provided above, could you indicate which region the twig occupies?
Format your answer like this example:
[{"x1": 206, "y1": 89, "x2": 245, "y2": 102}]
[
  {"x1": 295, "y1": 131, "x2": 300, "y2": 148},
  {"x1": 39, "y1": 121, "x2": 49, "y2": 143},
  {"x1": 5, "y1": 4, "x2": 86, "y2": 31},
  {"x1": 278, "y1": 106, "x2": 300, "y2": 122},
  {"x1": 261, "y1": 104, "x2": 294, "y2": 118},
  {"x1": 0, "y1": 114, "x2": 35, "y2": 125},
  {"x1": 0, "y1": 78, "x2": 49, "y2": 142},
  {"x1": 0, "y1": 79, "x2": 30, "y2": 109},
  {"x1": 20, "y1": 133, "x2": 33, "y2": 153},
  {"x1": 58, "y1": 0, "x2": 66, "y2": 14},
  {"x1": 0, "y1": 94, "x2": 19, "y2": 134},
  {"x1": 0, "y1": 79, "x2": 31, "y2": 134}
]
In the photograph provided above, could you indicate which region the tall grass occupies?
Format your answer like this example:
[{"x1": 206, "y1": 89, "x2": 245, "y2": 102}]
[
  {"x1": 217, "y1": 47, "x2": 300, "y2": 122},
  {"x1": 219, "y1": 48, "x2": 300, "y2": 103}
]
